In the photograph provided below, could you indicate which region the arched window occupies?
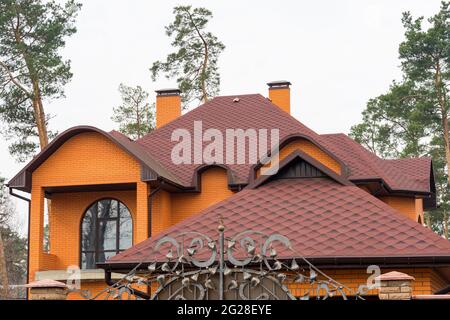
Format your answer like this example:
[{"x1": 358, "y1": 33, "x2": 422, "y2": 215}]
[{"x1": 81, "y1": 199, "x2": 133, "y2": 269}]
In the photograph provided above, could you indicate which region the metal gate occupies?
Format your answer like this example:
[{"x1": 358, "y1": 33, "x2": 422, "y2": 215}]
[{"x1": 77, "y1": 223, "x2": 361, "y2": 300}]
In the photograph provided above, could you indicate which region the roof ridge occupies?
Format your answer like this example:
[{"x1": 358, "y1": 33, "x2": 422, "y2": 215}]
[
  {"x1": 385, "y1": 157, "x2": 431, "y2": 162},
  {"x1": 136, "y1": 93, "x2": 266, "y2": 141},
  {"x1": 320, "y1": 133, "x2": 347, "y2": 137},
  {"x1": 327, "y1": 134, "x2": 385, "y2": 178}
]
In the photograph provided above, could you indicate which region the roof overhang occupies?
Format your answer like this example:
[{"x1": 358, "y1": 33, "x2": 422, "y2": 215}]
[
  {"x1": 352, "y1": 177, "x2": 436, "y2": 209},
  {"x1": 7, "y1": 126, "x2": 183, "y2": 193},
  {"x1": 97, "y1": 254, "x2": 450, "y2": 274}
]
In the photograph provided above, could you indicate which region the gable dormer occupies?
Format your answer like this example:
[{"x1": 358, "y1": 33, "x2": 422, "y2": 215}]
[
  {"x1": 248, "y1": 149, "x2": 353, "y2": 189},
  {"x1": 276, "y1": 158, "x2": 326, "y2": 179}
]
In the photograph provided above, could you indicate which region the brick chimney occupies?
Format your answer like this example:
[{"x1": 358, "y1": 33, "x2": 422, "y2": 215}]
[
  {"x1": 155, "y1": 88, "x2": 181, "y2": 128},
  {"x1": 267, "y1": 81, "x2": 291, "y2": 114}
]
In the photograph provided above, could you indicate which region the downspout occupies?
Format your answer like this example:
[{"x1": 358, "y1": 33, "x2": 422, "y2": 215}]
[
  {"x1": 147, "y1": 186, "x2": 162, "y2": 238},
  {"x1": 8, "y1": 187, "x2": 31, "y2": 300}
]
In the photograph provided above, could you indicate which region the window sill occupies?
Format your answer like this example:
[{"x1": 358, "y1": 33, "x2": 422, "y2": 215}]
[{"x1": 35, "y1": 269, "x2": 125, "y2": 282}]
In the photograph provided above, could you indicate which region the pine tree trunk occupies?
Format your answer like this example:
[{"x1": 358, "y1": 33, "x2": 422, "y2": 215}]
[
  {"x1": 434, "y1": 64, "x2": 450, "y2": 185},
  {"x1": 441, "y1": 111, "x2": 450, "y2": 185},
  {"x1": 14, "y1": 25, "x2": 50, "y2": 150},
  {"x1": 435, "y1": 64, "x2": 450, "y2": 239},
  {"x1": 0, "y1": 230, "x2": 9, "y2": 299},
  {"x1": 31, "y1": 83, "x2": 49, "y2": 149},
  {"x1": 185, "y1": 8, "x2": 209, "y2": 103}
]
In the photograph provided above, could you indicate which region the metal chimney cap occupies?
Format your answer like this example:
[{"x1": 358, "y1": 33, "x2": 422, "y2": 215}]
[
  {"x1": 155, "y1": 88, "x2": 181, "y2": 96},
  {"x1": 267, "y1": 80, "x2": 292, "y2": 88}
]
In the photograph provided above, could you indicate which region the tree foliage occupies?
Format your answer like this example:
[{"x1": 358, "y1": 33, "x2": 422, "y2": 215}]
[
  {"x1": 150, "y1": 5, "x2": 225, "y2": 107},
  {"x1": 350, "y1": 1, "x2": 450, "y2": 238},
  {"x1": 0, "y1": 225, "x2": 27, "y2": 299},
  {"x1": 0, "y1": 175, "x2": 27, "y2": 299},
  {"x1": 0, "y1": 0, "x2": 81, "y2": 162},
  {"x1": 111, "y1": 84, "x2": 154, "y2": 140}
]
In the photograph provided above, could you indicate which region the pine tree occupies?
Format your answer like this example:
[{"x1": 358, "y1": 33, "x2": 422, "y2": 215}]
[{"x1": 150, "y1": 5, "x2": 225, "y2": 107}]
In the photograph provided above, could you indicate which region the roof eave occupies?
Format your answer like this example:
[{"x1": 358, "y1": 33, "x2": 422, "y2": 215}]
[
  {"x1": 7, "y1": 126, "x2": 185, "y2": 193},
  {"x1": 98, "y1": 254, "x2": 450, "y2": 273}
]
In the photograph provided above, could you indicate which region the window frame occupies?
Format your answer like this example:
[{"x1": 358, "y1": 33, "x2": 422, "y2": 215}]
[{"x1": 79, "y1": 198, "x2": 133, "y2": 269}]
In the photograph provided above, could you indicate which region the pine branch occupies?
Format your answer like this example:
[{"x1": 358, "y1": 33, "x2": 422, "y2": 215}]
[{"x1": 0, "y1": 60, "x2": 32, "y2": 97}]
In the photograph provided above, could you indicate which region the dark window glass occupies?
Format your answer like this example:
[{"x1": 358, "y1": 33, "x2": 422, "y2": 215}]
[
  {"x1": 80, "y1": 199, "x2": 133, "y2": 269},
  {"x1": 98, "y1": 199, "x2": 118, "y2": 219},
  {"x1": 99, "y1": 220, "x2": 117, "y2": 251},
  {"x1": 119, "y1": 203, "x2": 132, "y2": 250},
  {"x1": 81, "y1": 252, "x2": 95, "y2": 270},
  {"x1": 81, "y1": 210, "x2": 96, "y2": 252}
]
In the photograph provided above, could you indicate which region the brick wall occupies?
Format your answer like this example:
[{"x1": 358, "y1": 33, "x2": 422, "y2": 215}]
[
  {"x1": 258, "y1": 138, "x2": 342, "y2": 176},
  {"x1": 379, "y1": 196, "x2": 423, "y2": 222},
  {"x1": 150, "y1": 167, "x2": 235, "y2": 237},
  {"x1": 33, "y1": 132, "x2": 141, "y2": 187},
  {"x1": 156, "y1": 94, "x2": 181, "y2": 128},
  {"x1": 29, "y1": 132, "x2": 147, "y2": 295},
  {"x1": 269, "y1": 87, "x2": 290, "y2": 114},
  {"x1": 49, "y1": 190, "x2": 137, "y2": 269},
  {"x1": 151, "y1": 189, "x2": 172, "y2": 235},
  {"x1": 288, "y1": 267, "x2": 446, "y2": 298},
  {"x1": 170, "y1": 167, "x2": 235, "y2": 227}
]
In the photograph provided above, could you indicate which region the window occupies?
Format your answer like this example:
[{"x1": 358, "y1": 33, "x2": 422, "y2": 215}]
[{"x1": 81, "y1": 199, "x2": 133, "y2": 269}]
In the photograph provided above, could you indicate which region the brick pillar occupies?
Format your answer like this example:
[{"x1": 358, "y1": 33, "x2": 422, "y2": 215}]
[
  {"x1": 376, "y1": 271, "x2": 415, "y2": 300},
  {"x1": 136, "y1": 181, "x2": 150, "y2": 243},
  {"x1": 26, "y1": 279, "x2": 68, "y2": 300},
  {"x1": 29, "y1": 186, "x2": 45, "y2": 282}
]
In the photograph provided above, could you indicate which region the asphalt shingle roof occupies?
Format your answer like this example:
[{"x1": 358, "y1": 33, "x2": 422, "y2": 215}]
[
  {"x1": 135, "y1": 94, "x2": 432, "y2": 192},
  {"x1": 107, "y1": 177, "x2": 450, "y2": 265}
]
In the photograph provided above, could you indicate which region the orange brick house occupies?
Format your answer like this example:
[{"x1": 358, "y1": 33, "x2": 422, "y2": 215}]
[{"x1": 7, "y1": 81, "x2": 450, "y2": 299}]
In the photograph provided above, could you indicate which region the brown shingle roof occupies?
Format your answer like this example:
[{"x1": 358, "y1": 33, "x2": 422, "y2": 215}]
[
  {"x1": 9, "y1": 93, "x2": 434, "y2": 198},
  {"x1": 105, "y1": 177, "x2": 450, "y2": 267},
  {"x1": 136, "y1": 94, "x2": 322, "y2": 186},
  {"x1": 319, "y1": 133, "x2": 432, "y2": 193},
  {"x1": 135, "y1": 94, "x2": 432, "y2": 195}
]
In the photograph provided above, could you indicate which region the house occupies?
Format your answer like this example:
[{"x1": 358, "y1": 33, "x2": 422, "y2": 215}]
[{"x1": 8, "y1": 81, "x2": 450, "y2": 299}]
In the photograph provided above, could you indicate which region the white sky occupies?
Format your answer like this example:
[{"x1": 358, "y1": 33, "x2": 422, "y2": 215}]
[{"x1": 0, "y1": 0, "x2": 443, "y2": 235}]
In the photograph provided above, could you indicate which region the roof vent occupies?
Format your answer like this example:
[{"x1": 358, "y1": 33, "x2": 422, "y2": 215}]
[{"x1": 233, "y1": 97, "x2": 240, "y2": 103}]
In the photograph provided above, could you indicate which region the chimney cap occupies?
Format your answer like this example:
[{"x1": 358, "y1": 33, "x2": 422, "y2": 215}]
[
  {"x1": 267, "y1": 80, "x2": 291, "y2": 88},
  {"x1": 155, "y1": 88, "x2": 181, "y2": 96}
]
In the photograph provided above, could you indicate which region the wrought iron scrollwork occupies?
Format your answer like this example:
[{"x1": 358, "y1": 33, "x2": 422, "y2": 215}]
[{"x1": 75, "y1": 224, "x2": 364, "y2": 300}]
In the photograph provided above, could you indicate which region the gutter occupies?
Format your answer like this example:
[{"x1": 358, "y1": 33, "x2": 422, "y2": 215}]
[
  {"x1": 8, "y1": 187, "x2": 31, "y2": 300},
  {"x1": 99, "y1": 255, "x2": 450, "y2": 274}
]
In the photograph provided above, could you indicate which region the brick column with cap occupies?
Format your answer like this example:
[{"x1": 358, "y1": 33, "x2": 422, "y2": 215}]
[
  {"x1": 155, "y1": 88, "x2": 181, "y2": 128},
  {"x1": 25, "y1": 279, "x2": 68, "y2": 300},
  {"x1": 267, "y1": 80, "x2": 292, "y2": 114},
  {"x1": 375, "y1": 271, "x2": 415, "y2": 300}
]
